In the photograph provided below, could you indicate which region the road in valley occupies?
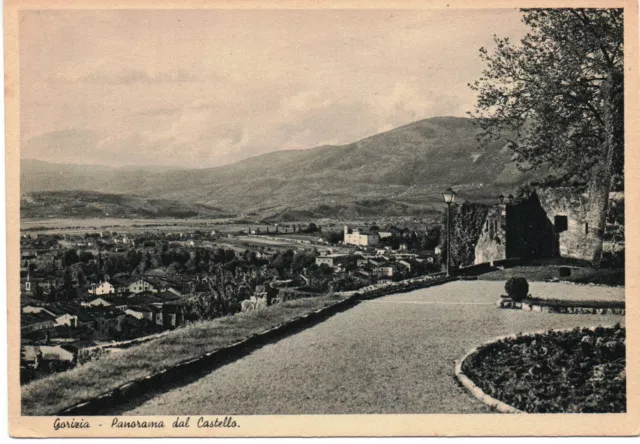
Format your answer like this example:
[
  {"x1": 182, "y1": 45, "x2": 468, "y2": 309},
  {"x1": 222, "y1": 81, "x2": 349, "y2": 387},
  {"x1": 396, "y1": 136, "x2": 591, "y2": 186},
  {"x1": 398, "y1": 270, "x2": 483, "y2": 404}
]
[{"x1": 115, "y1": 280, "x2": 624, "y2": 415}]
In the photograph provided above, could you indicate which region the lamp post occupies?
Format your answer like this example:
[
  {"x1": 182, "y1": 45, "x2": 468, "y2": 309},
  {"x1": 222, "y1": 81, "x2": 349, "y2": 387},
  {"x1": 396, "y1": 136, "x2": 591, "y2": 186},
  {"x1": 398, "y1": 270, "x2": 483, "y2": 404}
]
[{"x1": 442, "y1": 188, "x2": 456, "y2": 277}]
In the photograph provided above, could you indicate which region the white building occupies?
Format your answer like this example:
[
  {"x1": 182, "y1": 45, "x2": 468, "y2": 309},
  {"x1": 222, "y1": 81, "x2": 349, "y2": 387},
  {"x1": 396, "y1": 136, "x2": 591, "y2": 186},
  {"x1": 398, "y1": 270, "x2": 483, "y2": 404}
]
[
  {"x1": 315, "y1": 254, "x2": 349, "y2": 267},
  {"x1": 343, "y1": 225, "x2": 380, "y2": 247},
  {"x1": 128, "y1": 279, "x2": 159, "y2": 294},
  {"x1": 88, "y1": 281, "x2": 115, "y2": 295}
]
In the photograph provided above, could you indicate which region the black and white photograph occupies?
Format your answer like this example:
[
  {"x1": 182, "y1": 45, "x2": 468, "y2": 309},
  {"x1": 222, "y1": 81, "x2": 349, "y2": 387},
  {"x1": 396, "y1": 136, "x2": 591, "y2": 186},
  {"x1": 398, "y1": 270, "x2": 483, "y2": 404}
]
[{"x1": 5, "y1": 0, "x2": 638, "y2": 437}]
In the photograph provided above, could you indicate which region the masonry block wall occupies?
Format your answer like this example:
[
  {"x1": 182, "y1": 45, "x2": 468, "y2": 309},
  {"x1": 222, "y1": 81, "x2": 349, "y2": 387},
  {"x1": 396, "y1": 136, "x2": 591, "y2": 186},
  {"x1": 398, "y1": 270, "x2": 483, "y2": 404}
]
[
  {"x1": 474, "y1": 188, "x2": 602, "y2": 264},
  {"x1": 536, "y1": 188, "x2": 596, "y2": 261}
]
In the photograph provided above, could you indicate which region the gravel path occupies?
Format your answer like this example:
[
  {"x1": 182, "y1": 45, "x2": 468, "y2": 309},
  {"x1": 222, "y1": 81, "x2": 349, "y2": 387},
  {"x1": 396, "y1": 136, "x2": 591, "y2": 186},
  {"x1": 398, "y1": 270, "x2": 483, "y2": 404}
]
[{"x1": 116, "y1": 281, "x2": 624, "y2": 415}]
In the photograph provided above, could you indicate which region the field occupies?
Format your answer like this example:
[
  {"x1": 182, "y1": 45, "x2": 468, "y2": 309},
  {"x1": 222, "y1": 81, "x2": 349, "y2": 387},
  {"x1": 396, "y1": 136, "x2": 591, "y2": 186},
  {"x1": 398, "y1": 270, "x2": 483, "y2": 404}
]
[
  {"x1": 231, "y1": 235, "x2": 344, "y2": 254},
  {"x1": 20, "y1": 218, "x2": 282, "y2": 236}
]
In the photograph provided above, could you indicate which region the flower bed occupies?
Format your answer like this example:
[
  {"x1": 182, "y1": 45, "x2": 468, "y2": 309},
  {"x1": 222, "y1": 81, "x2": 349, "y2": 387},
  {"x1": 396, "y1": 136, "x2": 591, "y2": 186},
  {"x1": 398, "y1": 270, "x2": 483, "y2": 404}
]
[{"x1": 461, "y1": 325, "x2": 626, "y2": 413}]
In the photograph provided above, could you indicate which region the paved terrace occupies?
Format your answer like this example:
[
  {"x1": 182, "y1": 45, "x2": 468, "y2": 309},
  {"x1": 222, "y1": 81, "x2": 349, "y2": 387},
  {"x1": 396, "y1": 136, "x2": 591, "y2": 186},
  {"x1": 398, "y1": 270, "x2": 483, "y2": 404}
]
[{"x1": 114, "y1": 280, "x2": 624, "y2": 415}]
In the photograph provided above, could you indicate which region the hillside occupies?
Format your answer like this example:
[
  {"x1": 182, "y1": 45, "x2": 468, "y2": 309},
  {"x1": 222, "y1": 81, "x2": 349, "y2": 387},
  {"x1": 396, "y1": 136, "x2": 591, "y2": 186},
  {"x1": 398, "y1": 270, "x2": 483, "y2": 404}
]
[
  {"x1": 20, "y1": 191, "x2": 229, "y2": 219},
  {"x1": 21, "y1": 117, "x2": 542, "y2": 218}
]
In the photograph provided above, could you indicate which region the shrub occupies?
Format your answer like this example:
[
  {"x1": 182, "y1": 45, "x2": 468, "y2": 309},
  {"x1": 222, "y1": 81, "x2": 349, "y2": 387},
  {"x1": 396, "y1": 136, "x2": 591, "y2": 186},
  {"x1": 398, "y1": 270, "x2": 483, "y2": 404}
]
[{"x1": 505, "y1": 277, "x2": 529, "y2": 301}]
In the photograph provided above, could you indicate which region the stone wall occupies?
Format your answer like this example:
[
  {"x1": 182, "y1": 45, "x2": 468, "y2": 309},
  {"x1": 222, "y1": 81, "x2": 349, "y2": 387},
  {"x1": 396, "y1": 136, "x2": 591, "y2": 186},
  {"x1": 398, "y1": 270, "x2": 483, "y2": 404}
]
[
  {"x1": 474, "y1": 205, "x2": 507, "y2": 264},
  {"x1": 536, "y1": 188, "x2": 595, "y2": 261},
  {"x1": 474, "y1": 187, "x2": 612, "y2": 263}
]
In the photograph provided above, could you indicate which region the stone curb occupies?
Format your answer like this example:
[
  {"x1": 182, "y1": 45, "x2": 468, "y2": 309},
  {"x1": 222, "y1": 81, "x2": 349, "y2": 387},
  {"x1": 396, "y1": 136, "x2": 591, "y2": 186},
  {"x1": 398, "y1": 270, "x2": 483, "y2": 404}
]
[
  {"x1": 498, "y1": 298, "x2": 625, "y2": 315},
  {"x1": 56, "y1": 276, "x2": 456, "y2": 416},
  {"x1": 352, "y1": 276, "x2": 456, "y2": 301},
  {"x1": 454, "y1": 323, "x2": 621, "y2": 414}
]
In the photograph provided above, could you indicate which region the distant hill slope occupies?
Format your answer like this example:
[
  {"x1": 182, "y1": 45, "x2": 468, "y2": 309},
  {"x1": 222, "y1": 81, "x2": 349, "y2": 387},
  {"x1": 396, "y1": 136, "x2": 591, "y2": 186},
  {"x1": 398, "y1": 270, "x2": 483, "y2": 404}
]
[
  {"x1": 21, "y1": 191, "x2": 229, "y2": 219},
  {"x1": 21, "y1": 117, "x2": 542, "y2": 218}
]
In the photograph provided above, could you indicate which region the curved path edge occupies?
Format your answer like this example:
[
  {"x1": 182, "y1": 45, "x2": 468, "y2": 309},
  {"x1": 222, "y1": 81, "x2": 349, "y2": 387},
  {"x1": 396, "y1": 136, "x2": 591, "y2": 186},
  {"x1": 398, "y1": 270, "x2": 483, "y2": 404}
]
[{"x1": 454, "y1": 323, "x2": 620, "y2": 414}]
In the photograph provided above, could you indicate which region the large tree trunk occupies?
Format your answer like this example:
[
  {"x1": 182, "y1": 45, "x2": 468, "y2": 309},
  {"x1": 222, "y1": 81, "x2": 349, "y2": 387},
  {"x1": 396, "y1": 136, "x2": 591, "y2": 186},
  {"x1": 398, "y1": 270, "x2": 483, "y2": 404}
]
[{"x1": 587, "y1": 71, "x2": 624, "y2": 268}]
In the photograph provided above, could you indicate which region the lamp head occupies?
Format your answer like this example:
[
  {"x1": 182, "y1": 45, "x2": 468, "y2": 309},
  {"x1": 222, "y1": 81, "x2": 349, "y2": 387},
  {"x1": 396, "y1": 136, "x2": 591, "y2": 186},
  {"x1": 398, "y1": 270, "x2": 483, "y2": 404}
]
[{"x1": 442, "y1": 188, "x2": 456, "y2": 204}]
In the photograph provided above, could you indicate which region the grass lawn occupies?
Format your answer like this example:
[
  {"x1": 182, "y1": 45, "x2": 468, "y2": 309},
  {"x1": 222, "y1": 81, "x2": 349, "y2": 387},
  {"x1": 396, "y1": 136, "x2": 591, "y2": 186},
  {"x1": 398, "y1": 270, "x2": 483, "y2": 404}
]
[
  {"x1": 477, "y1": 266, "x2": 624, "y2": 287},
  {"x1": 21, "y1": 294, "x2": 344, "y2": 416}
]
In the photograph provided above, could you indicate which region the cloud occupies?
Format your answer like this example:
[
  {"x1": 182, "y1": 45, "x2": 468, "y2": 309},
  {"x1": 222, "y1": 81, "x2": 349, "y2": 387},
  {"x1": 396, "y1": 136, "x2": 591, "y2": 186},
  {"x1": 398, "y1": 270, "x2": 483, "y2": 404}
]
[
  {"x1": 20, "y1": 9, "x2": 529, "y2": 168},
  {"x1": 48, "y1": 68, "x2": 214, "y2": 85}
]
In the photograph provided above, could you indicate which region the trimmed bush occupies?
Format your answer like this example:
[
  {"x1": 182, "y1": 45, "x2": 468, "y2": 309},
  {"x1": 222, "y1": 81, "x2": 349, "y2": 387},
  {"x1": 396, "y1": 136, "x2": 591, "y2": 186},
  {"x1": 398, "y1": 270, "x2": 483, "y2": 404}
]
[{"x1": 505, "y1": 277, "x2": 529, "y2": 302}]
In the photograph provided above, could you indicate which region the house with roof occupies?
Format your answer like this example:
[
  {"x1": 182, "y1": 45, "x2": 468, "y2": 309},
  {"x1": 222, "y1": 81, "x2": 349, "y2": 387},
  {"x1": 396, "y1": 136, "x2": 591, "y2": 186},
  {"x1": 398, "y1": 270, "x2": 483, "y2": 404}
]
[
  {"x1": 81, "y1": 297, "x2": 111, "y2": 308},
  {"x1": 82, "y1": 296, "x2": 129, "y2": 310},
  {"x1": 127, "y1": 292, "x2": 163, "y2": 306},
  {"x1": 21, "y1": 312, "x2": 56, "y2": 334},
  {"x1": 110, "y1": 276, "x2": 135, "y2": 294},
  {"x1": 88, "y1": 281, "x2": 115, "y2": 296},
  {"x1": 162, "y1": 304, "x2": 184, "y2": 329},
  {"x1": 128, "y1": 278, "x2": 161, "y2": 294},
  {"x1": 153, "y1": 291, "x2": 182, "y2": 305},
  {"x1": 56, "y1": 304, "x2": 95, "y2": 328},
  {"x1": 343, "y1": 225, "x2": 380, "y2": 247},
  {"x1": 315, "y1": 253, "x2": 349, "y2": 267},
  {"x1": 86, "y1": 307, "x2": 127, "y2": 341},
  {"x1": 23, "y1": 305, "x2": 83, "y2": 328},
  {"x1": 377, "y1": 266, "x2": 394, "y2": 277},
  {"x1": 125, "y1": 305, "x2": 162, "y2": 325}
]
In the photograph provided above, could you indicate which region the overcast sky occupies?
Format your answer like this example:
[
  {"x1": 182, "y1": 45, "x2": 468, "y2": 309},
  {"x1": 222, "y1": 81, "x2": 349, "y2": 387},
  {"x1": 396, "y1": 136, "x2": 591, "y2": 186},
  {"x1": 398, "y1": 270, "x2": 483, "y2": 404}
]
[{"x1": 20, "y1": 9, "x2": 528, "y2": 168}]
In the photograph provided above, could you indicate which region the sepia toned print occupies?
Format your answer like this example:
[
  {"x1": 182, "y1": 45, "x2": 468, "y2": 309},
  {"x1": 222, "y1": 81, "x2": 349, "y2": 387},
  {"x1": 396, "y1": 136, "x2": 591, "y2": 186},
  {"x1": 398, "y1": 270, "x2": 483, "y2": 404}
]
[{"x1": 5, "y1": 0, "x2": 640, "y2": 437}]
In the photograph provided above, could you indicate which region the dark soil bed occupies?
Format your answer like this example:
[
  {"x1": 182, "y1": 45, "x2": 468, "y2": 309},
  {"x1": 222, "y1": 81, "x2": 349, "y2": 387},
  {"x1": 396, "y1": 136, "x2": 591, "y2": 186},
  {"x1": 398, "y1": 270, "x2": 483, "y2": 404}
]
[
  {"x1": 478, "y1": 266, "x2": 624, "y2": 286},
  {"x1": 462, "y1": 325, "x2": 626, "y2": 413},
  {"x1": 523, "y1": 297, "x2": 625, "y2": 310}
]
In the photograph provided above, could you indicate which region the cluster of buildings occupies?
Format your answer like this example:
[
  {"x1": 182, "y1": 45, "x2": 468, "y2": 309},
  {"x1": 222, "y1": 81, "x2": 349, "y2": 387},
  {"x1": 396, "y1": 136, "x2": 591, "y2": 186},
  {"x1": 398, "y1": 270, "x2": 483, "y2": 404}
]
[
  {"x1": 20, "y1": 272, "x2": 195, "y2": 382},
  {"x1": 19, "y1": 222, "x2": 445, "y2": 382},
  {"x1": 315, "y1": 247, "x2": 436, "y2": 281}
]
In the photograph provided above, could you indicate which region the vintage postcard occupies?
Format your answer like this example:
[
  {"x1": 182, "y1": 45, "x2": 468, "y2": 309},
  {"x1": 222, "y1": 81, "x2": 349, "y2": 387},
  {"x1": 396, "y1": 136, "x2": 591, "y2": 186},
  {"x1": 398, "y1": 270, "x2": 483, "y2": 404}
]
[{"x1": 5, "y1": 0, "x2": 639, "y2": 437}]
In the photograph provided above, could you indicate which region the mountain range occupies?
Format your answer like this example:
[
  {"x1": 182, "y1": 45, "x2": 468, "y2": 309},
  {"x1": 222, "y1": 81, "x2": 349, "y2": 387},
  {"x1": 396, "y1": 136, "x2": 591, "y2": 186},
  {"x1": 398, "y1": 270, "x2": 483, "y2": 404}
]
[{"x1": 21, "y1": 116, "x2": 542, "y2": 220}]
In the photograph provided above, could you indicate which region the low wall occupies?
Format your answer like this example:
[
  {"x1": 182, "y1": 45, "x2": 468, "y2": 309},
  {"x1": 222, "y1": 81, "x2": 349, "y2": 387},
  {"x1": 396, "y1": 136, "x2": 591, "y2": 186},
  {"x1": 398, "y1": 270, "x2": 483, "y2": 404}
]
[
  {"x1": 498, "y1": 298, "x2": 625, "y2": 315},
  {"x1": 57, "y1": 274, "x2": 454, "y2": 415},
  {"x1": 57, "y1": 294, "x2": 360, "y2": 415}
]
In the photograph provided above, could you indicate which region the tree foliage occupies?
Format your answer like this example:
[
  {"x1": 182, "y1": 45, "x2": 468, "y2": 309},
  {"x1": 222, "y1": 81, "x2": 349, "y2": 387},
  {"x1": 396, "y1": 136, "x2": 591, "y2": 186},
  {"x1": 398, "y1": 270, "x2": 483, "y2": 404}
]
[
  {"x1": 442, "y1": 202, "x2": 490, "y2": 267},
  {"x1": 469, "y1": 8, "x2": 624, "y2": 183}
]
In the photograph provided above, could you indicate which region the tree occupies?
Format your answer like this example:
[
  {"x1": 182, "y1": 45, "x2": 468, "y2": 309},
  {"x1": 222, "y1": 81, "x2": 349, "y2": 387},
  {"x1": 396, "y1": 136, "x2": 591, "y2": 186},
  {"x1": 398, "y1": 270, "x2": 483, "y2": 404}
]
[
  {"x1": 74, "y1": 268, "x2": 87, "y2": 288},
  {"x1": 324, "y1": 230, "x2": 344, "y2": 244},
  {"x1": 78, "y1": 250, "x2": 94, "y2": 263},
  {"x1": 421, "y1": 226, "x2": 441, "y2": 251},
  {"x1": 303, "y1": 222, "x2": 318, "y2": 233},
  {"x1": 440, "y1": 202, "x2": 490, "y2": 268},
  {"x1": 63, "y1": 249, "x2": 80, "y2": 267},
  {"x1": 469, "y1": 8, "x2": 623, "y2": 266}
]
